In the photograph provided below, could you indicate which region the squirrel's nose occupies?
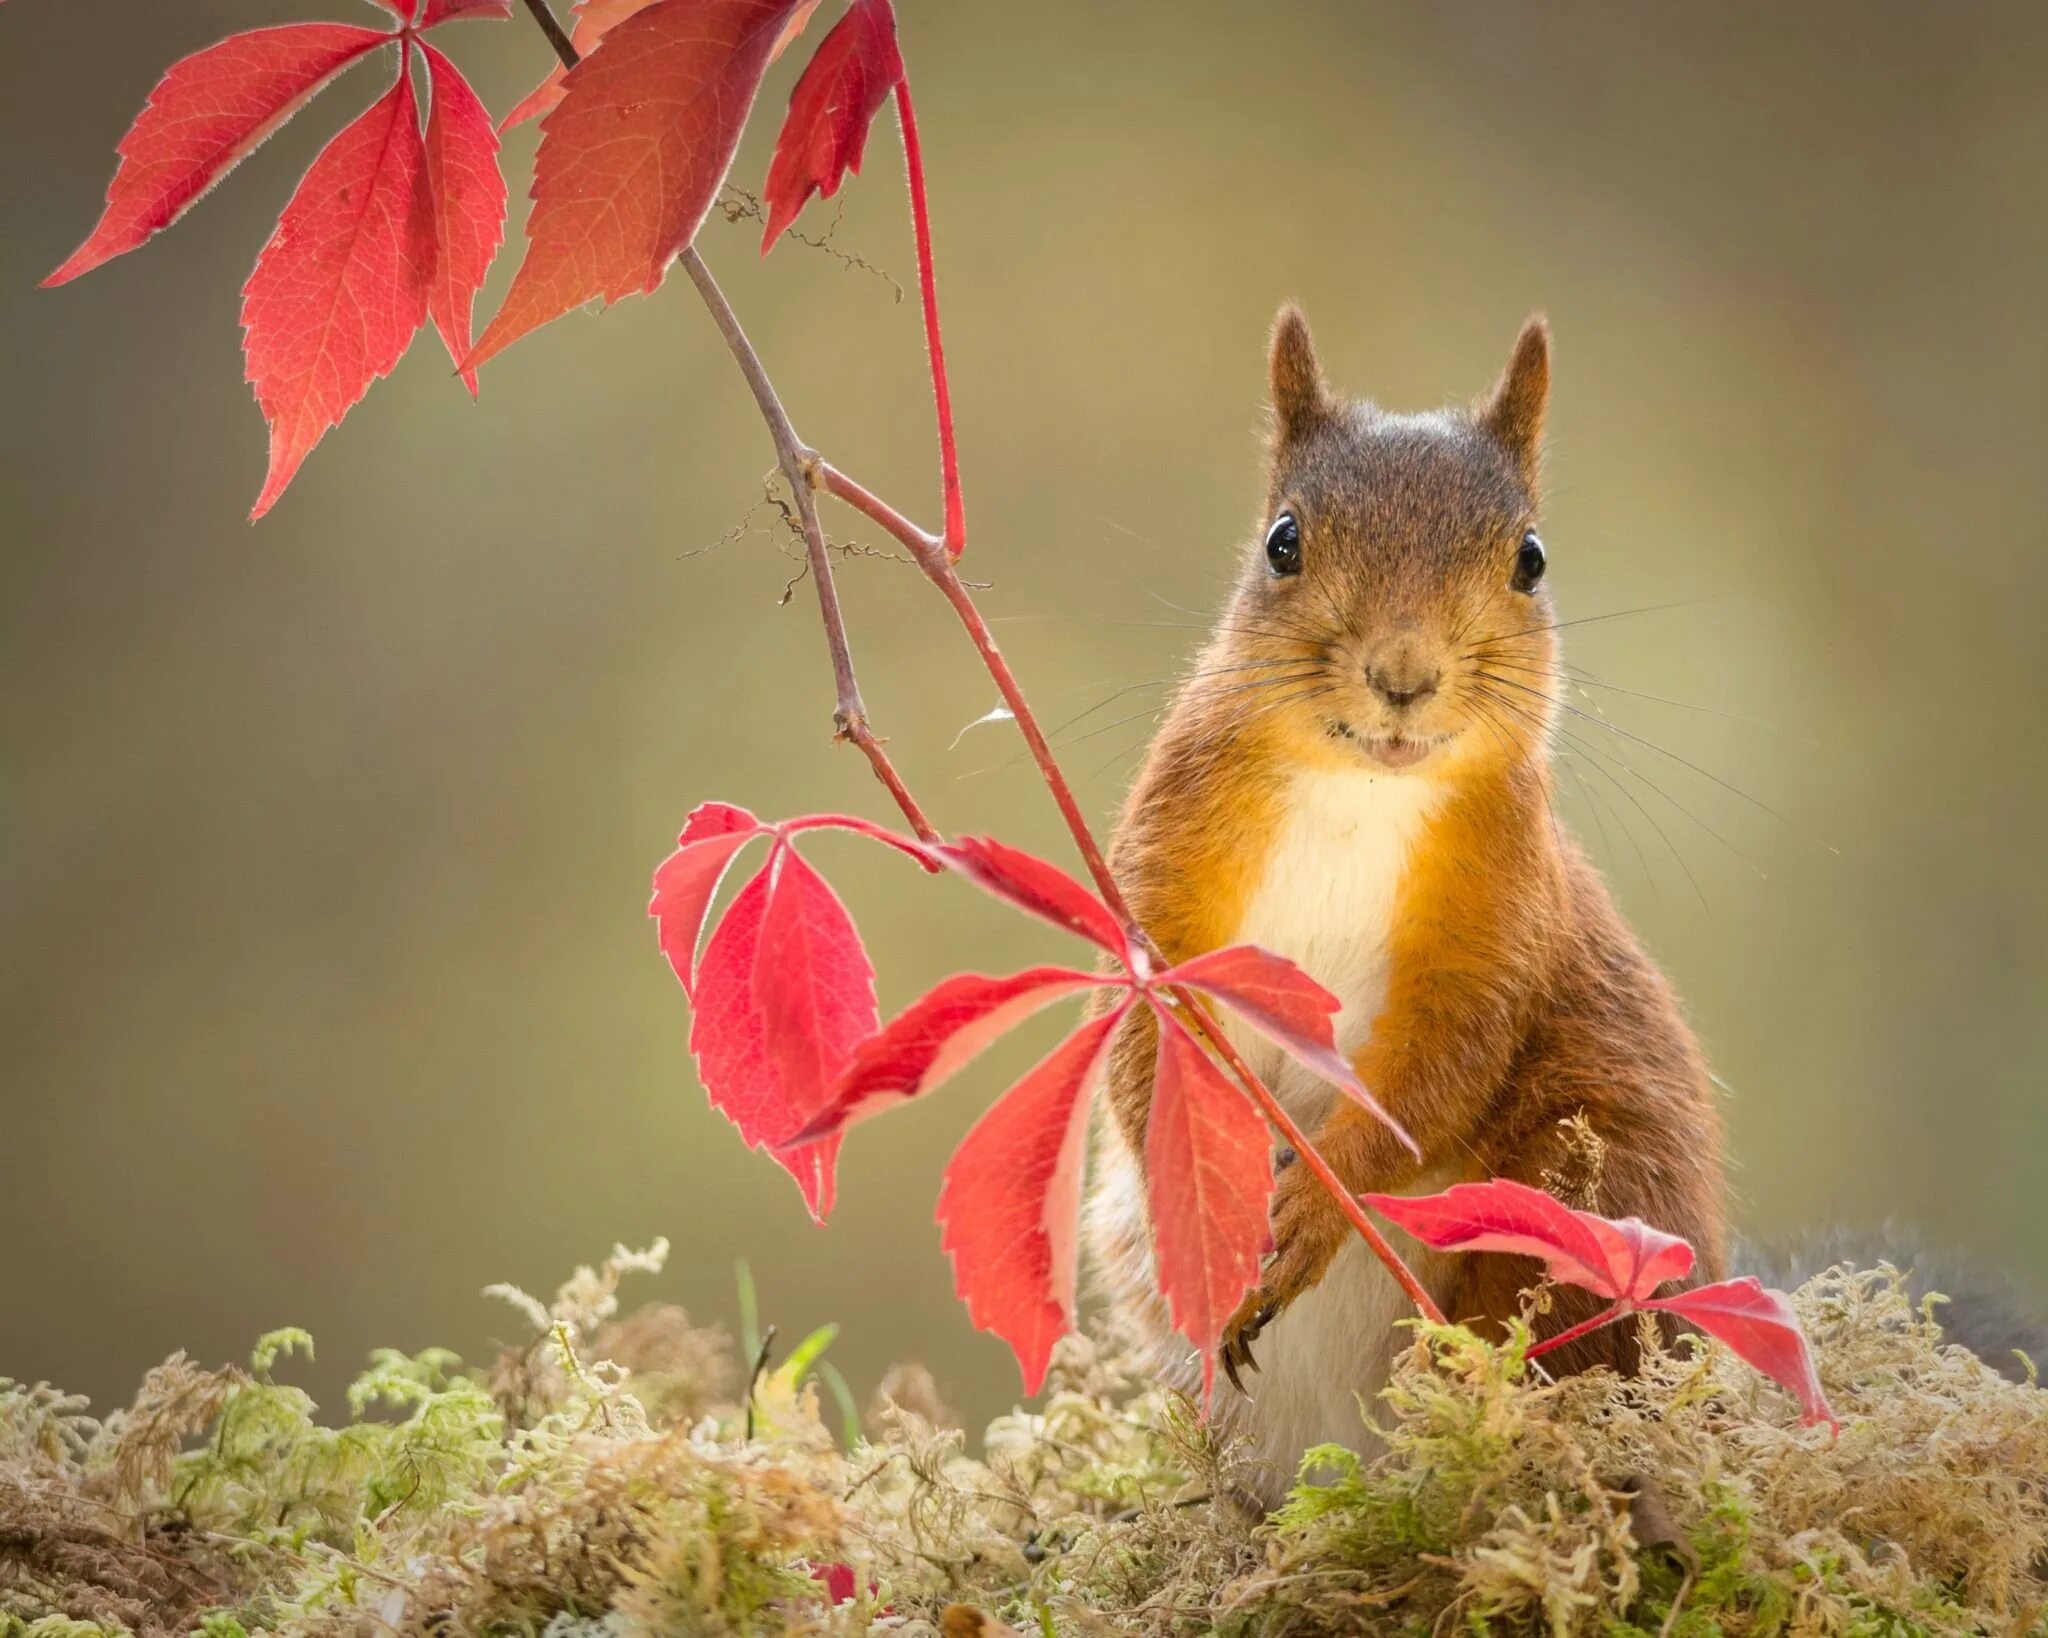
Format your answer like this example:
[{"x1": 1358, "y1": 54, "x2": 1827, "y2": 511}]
[{"x1": 1366, "y1": 663, "x2": 1441, "y2": 709}]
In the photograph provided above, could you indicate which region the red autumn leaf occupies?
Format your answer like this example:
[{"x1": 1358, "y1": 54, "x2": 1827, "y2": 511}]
[
  {"x1": 648, "y1": 802, "x2": 767, "y2": 999},
  {"x1": 1647, "y1": 1278, "x2": 1837, "y2": 1430},
  {"x1": 754, "y1": 844, "x2": 880, "y2": 1150},
  {"x1": 687, "y1": 842, "x2": 877, "y2": 1222},
  {"x1": 682, "y1": 800, "x2": 764, "y2": 845},
  {"x1": 936, "y1": 837, "x2": 1130, "y2": 958},
  {"x1": 498, "y1": 0, "x2": 665, "y2": 130},
  {"x1": 778, "y1": 811, "x2": 936, "y2": 870},
  {"x1": 464, "y1": 0, "x2": 797, "y2": 373},
  {"x1": 759, "y1": 0, "x2": 903, "y2": 252},
  {"x1": 240, "y1": 48, "x2": 435, "y2": 519},
  {"x1": 770, "y1": 0, "x2": 827, "y2": 60},
  {"x1": 1145, "y1": 1007, "x2": 1276, "y2": 1404},
  {"x1": 810, "y1": 1560, "x2": 858, "y2": 1606},
  {"x1": 1363, "y1": 1179, "x2": 1834, "y2": 1427},
  {"x1": 1162, "y1": 943, "x2": 1416, "y2": 1155},
  {"x1": 936, "y1": 1006, "x2": 1126, "y2": 1394},
  {"x1": 43, "y1": 23, "x2": 389, "y2": 287},
  {"x1": 688, "y1": 871, "x2": 806, "y2": 1197},
  {"x1": 785, "y1": 965, "x2": 1107, "y2": 1145},
  {"x1": 420, "y1": 43, "x2": 508, "y2": 393},
  {"x1": 1362, "y1": 1177, "x2": 1695, "y2": 1304}
]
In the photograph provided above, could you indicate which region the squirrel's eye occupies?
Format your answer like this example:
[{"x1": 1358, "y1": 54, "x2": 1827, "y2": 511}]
[
  {"x1": 1511, "y1": 531, "x2": 1546, "y2": 593},
  {"x1": 1265, "y1": 512, "x2": 1302, "y2": 576}
]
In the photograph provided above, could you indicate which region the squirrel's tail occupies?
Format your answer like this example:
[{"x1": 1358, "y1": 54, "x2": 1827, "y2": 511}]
[{"x1": 1736, "y1": 1224, "x2": 2045, "y2": 1383}]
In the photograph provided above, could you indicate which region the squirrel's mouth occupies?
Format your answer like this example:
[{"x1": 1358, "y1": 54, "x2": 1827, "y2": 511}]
[{"x1": 1327, "y1": 718, "x2": 1447, "y2": 770}]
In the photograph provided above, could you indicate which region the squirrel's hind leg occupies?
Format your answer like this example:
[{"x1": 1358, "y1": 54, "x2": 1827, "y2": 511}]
[{"x1": 1448, "y1": 1070, "x2": 1726, "y2": 1379}]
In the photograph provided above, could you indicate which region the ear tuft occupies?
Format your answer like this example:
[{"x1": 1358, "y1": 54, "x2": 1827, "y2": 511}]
[
  {"x1": 1268, "y1": 304, "x2": 1329, "y2": 441},
  {"x1": 1480, "y1": 315, "x2": 1550, "y2": 477}
]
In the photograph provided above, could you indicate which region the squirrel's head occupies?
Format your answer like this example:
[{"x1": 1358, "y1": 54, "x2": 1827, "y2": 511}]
[{"x1": 1224, "y1": 305, "x2": 1558, "y2": 779}]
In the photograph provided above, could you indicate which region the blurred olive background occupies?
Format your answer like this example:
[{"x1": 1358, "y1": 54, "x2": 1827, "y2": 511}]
[{"x1": 4, "y1": 3, "x2": 2044, "y2": 1434}]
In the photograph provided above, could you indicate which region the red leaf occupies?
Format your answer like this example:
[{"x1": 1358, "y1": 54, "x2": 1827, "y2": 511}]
[
  {"x1": 240, "y1": 51, "x2": 435, "y2": 519},
  {"x1": 759, "y1": 0, "x2": 903, "y2": 252},
  {"x1": 779, "y1": 811, "x2": 936, "y2": 870},
  {"x1": 688, "y1": 847, "x2": 875, "y2": 1222},
  {"x1": 811, "y1": 1560, "x2": 858, "y2": 1605},
  {"x1": 754, "y1": 845, "x2": 879, "y2": 1156},
  {"x1": 464, "y1": 0, "x2": 797, "y2": 372},
  {"x1": 936, "y1": 837, "x2": 1130, "y2": 958},
  {"x1": 1163, "y1": 944, "x2": 1417, "y2": 1155},
  {"x1": 1361, "y1": 1177, "x2": 1695, "y2": 1304},
  {"x1": 1145, "y1": 1008, "x2": 1275, "y2": 1405},
  {"x1": 417, "y1": 0, "x2": 515, "y2": 23},
  {"x1": 1648, "y1": 1278, "x2": 1838, "y2": 1430},
  {"x1": 420, "y1": 44, "x2": 507, "y2": 394},
  {"x1": 785, "y1": 966, "x2": 1107, "y2": 1146},
  {"x1": 688, "y1": 869, "x2": 791, "y2": 1169},
  {"x1": 498, "y1": 0, "x2": 664, "y2": 130},
  {"x1": 769, "y1": 0, "x2": 825, "y2": 61},
  {"x1": 685, "y1": 801, "x2": 767, "y2": 844},
  {"x1": 44, "y1": 23, "x2": 389, "y2": 287},
  {"x1": 649, "y1": 802, "x2": 766, "y2": 999},
  {"x1": 936, "y1": 1006, "x2": 1126, "y2": 1394}
]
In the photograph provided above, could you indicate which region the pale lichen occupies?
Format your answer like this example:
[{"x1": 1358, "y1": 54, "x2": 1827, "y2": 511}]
[{"x1": 2, "y1": 1252, "x2": 2040, "y2": 1636}]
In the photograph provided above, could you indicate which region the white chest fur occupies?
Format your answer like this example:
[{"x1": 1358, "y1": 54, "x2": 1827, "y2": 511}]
[
  {"x1": 1226, "y1": 765, "x2": 1442, "y2": 1121},
  {"x1": 1213, "y1": 765, "x2": 1450, "y2": 1501}
]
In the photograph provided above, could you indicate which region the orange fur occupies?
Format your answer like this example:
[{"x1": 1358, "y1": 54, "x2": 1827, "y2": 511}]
[{"x1": 1085, "y1": 308, "x2": 1725, "y2": 1497}]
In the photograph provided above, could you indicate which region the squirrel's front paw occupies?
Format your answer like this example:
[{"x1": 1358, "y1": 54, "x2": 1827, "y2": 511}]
[{"x1": 1219, "y1": 1154, "x2": 1344, "y2": 1393}]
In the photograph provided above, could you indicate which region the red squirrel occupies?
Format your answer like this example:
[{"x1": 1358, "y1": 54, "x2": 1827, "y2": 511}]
[{"x1": 1084, "y1": 308, "x2": 1727, "y2": 1501}]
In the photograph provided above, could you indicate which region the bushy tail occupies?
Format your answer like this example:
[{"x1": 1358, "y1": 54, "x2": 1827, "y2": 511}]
[{"x1": 1737, "y1": 1224, "x2": 2045, "y2": 1383}]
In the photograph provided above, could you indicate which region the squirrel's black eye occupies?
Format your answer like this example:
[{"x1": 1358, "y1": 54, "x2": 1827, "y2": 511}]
[
  {"x1": 1265, "y1": 512, "x2": 1302, "y2": 576},
  {"x1": 1511, "y1": 531, "x2": 1546, "y2": 593}
]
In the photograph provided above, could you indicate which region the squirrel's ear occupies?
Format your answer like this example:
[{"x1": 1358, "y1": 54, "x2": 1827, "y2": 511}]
[
  {"x1": 1269, "y1": 304, "x2": 1329, "y2": 442},
  {"x1": 1479, "y1": 315, "x2": 1550, "y2": 478}
]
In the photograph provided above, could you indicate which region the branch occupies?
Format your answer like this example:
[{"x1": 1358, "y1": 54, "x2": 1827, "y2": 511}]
[
  {"x1": 678, "y1": 248, "x2": 940, "y2": 845},
  {"x1": 893, "y1": 82, "x2": 964, "y2": 557},
  {"x1": 828, "y1": 456, "x2": 1447, "y2": 1321},
  {"x1": 518, "y1": 0, "x2": 578, "y2": 71},
  {"x1": 804, "y1": 496, "x2": 1442, "y2": 1318},
  {"x1": 513, "y1": 2, "x2": 934, "y2": 838},
  {"x1": 507, "y1": 0, "x2": 1437, "y2": 1323},
  {"x1": 815, "y1": 462, "x2": 941, "y2": 558},
  {"x1": 1525, "y1": 1301, "x2": 1628, "y2": 1361}
]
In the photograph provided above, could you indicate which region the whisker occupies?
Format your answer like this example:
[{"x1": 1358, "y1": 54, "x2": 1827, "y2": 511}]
[
  {"x1": 1094, "y1": 515, "x2": 1157, "y2": 545},
  {"x1": 1111, "y1": 614, "x2": 1338, "y2": 646},
  {"x1": 1145, "y1": 588, "x2": 1342, "y2": 648},
  {"x1": 1039, "y1": 658, "x2": 1328, "y2": 739},
  {"x1": 1557, "y1": 748, "x2": 1635, "y2": 896},
  {"x1": 1086, "y1": 731, "x2": 1157, "y2": 782},
  {"x1": 1560, "y1": 739, "x2": 1695, "y2": 909},
  {"x1": 1475, "y1": 656, "x2": 1815, "y2": 743},
  {"x1": 1519, "y1": 702, "x2": 1655, "y2": 902},
  {"x1": 1474, "y1": 669, "x2": 1800, "y2": 837},
  {"x1": 1469, "y1": 680, "x2": 1710, "y2": 909},
  {"x1": 1045, "y1": 669, "x2": 1331, "y2": 756},
  {"x1": 1464, "y1": 690, "x2": 1567, "y2": 856},
  {"x1": 1463, "y1": 594, "x2": 1727, "y2": 651},
  {"x1": 1214, "y1": 682, "x2": 1340, "y2": 739},
  {"x1": 1550, "y1": 719, "x2": 1762, "y2": 885},
  {"x1": 1152, "y1": 679, "x2": 1342, "y2": 768}
]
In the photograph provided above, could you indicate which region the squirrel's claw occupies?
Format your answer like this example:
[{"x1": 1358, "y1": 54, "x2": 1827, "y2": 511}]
[
  {"x1": 1221, "y1": 1340, "x2": 1249, "y2": 1396},
  {"x1": 1217, "y1": 1144, "x2": 1322, "y2": 1393},
  {"x1": 1219, "y1": 1298, "x2": 1281, "y2": 1394}
]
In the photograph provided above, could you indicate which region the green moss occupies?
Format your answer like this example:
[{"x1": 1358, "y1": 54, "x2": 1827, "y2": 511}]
[{"x1": 2, "y1": 1256, "x2": 2042, "y2": 1636}]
